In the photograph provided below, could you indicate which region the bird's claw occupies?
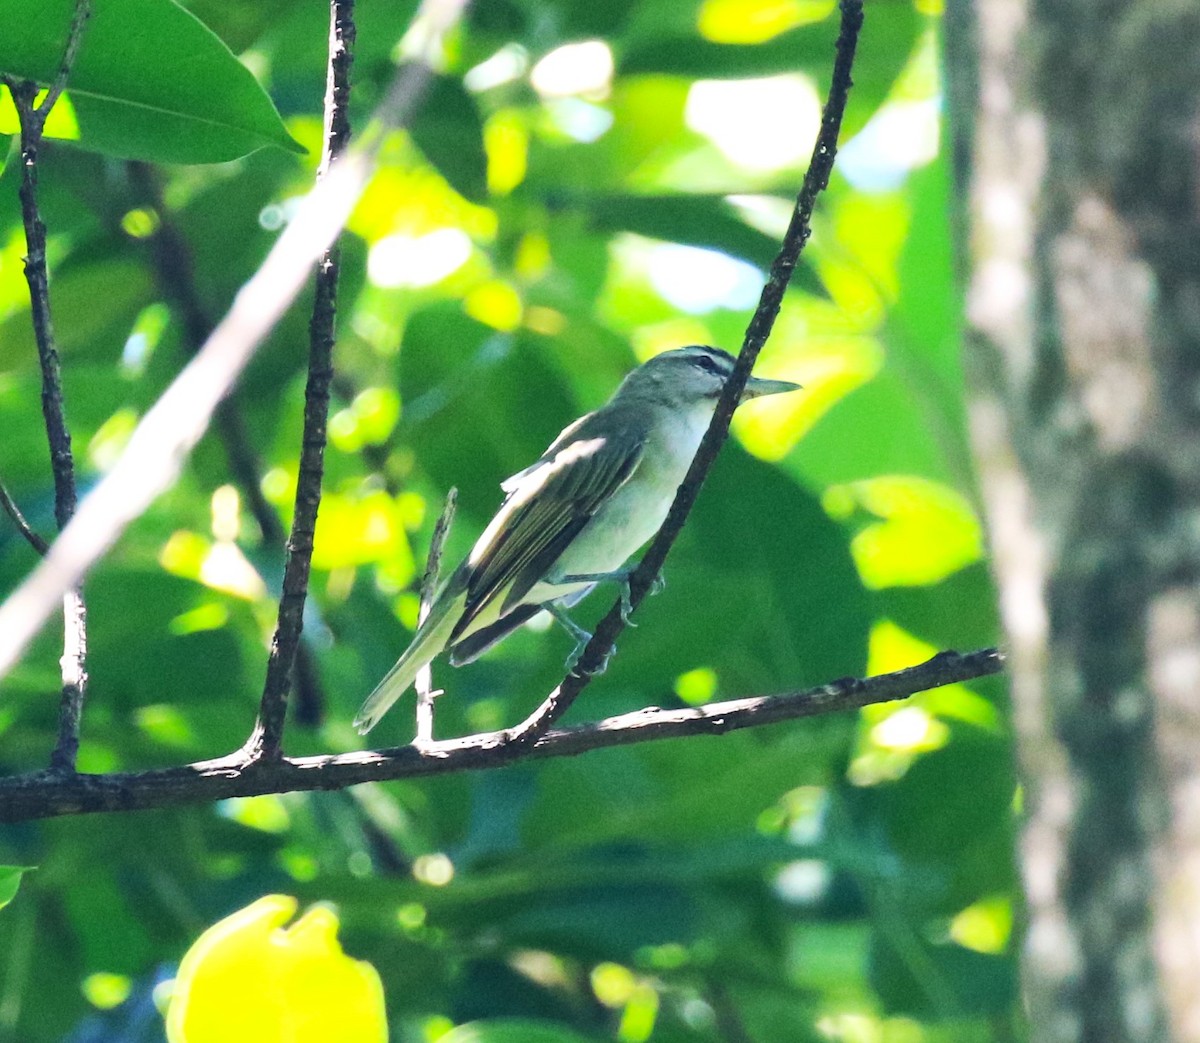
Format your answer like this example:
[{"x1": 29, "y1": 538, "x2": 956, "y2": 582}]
[
  {"x1": 619, "y1": 583, "x2": 636, "y2": 626},
  {"x1": 566, "y1": 640, "x2": 613, "y2": 677},
  {"x1": 622, "y1": 571, "x2": 663, "y2": 621}
]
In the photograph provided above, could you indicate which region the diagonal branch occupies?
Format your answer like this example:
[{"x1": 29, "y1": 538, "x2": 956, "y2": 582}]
[
  {"x1": 36, "y1": 0, "x2": 92, "y2": 120},
  {"x1": 1, "y1": 0, "x2": 93, "y2": 773},
  {"x1": 0, "y1": 480, "x2": 50, "y2": 556},
  {"x1": 504, "y1": 0, "x2": 866, "y2": 745},
  {"x1": 245, "y1": 0, "x2": 356, "y2": 764},
  {"x1": 0, "y1": 648, "x2": 1004, "y2": 823},
  {"x1": 0, "y1": 0, "x2": 472, "y2": 684}
]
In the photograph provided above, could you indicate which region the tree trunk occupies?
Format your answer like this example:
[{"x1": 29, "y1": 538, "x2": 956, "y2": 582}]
[{"x1": 947, "y1": 0, "x2": 1200, "y2": 1039}]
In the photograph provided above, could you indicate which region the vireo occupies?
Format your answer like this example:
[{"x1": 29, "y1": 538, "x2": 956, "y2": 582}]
[{"x1": 354, "y1": 345, "x2": 799, "y2": 734}]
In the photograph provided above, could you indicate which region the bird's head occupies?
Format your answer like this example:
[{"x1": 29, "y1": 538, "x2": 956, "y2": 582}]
[{"x1": 615, "y1": 345, "x2": 800, "y2": 409}]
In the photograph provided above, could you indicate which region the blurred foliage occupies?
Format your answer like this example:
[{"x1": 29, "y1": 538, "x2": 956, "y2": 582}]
[{"x1": 0, "y1": 0, "x2": 1016, "y2": 1041}]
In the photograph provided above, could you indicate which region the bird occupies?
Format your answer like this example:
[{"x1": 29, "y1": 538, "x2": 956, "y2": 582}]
[{"x1": 353, "y1": 344, "x2": 799, "y2": 734}]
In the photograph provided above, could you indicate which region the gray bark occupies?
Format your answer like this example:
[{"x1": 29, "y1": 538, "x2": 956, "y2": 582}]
[{"x1": 948, "y1": 0, "x2": 1200, "y2": 1040}]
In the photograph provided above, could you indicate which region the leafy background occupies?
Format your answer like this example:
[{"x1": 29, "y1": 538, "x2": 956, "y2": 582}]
[{"x1": 0, "y1": 0, "x2": 1016, "y2": 1040}]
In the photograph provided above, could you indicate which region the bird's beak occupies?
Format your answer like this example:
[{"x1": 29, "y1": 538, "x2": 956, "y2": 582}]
[{"x1": 740, "y1": 375, "x2": 802, "y2": 400}]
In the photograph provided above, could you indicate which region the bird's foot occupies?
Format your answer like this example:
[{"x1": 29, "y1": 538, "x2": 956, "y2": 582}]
[
  {"x1": 565, "y1": 638, "x2": 613, "y2": 677},
  {"x1": 545, "y1": 601, "x2": 616, "y2": 676},
  {"x1": 555, "y1": 565, "x2": 665, "y2": 626},
  {"x1": 545, "y1": 601, "x2": 594, "y2": 667},
  {"x1": 618, "y1": 578, "x2": 635, "y2": 626}
]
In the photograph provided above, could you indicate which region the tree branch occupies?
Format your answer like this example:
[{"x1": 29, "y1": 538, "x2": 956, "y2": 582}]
[
  {"x1": 0, "y1": 480, "x2": 50, "y2": 556},
  {"x1": 1, "y1": 0, "x2": 92, "y2": 773},
  {"x1": 415, "y1": 488, "x2": 457, "y2": 746},
  {"x1": 0, "y1": 648, "x2": 1004, "y2": 823},
  {"x1": 504, "y1": 0, "x2": 866, "y2": 746},
  {"x1": 36, "y1": 0, "x2": 92, "y2": 120},
  {"x1": 245, "y1": 0, "x2": 356, "y2": 764},
  {"x1": 0, "y1": 0, "x2": 471, "y2": 683}
]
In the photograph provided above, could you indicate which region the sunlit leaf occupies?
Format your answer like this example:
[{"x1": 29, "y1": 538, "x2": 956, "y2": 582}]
[
  {"x1": 950, "y1": 895, "x2": 1014, "y2": 956},
  {"x1": 312, "y1": 489, "x2": 415, "y2": 575},
  {"x1": 825, "y1": 475, "x2": 984, "y2": 589},
  {"x1": 0, "y1": 865, "x2": 32, "y2": 911},
  {"x1": 0, "y1": 0, "x2": 302, "y2": 162},
  {"x1": 81, "y1": 972, "x2": 132, "y2": 1010},
  {"x1": 698, "y1": 0, "x2": 835, "y2": 44}
]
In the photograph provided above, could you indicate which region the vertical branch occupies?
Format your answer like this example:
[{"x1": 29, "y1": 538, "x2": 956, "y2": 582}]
[
  {"x1": 1, "y1": 0, "x2": 92, "y2": 773},
  {"x1": 414, "y1": 488, "x2": 457, "y2": 746},
  {"x1": 6, "y1": 79, "x2": 76, "y2": 532},
  {"x1": 504, "y1": 0, "x2": 865, "y2": 745},
  {"x1": 245, "y1": 0, "x2": 356, "y2": 763}
]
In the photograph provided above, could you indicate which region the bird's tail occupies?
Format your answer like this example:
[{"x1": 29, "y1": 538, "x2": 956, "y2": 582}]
[{"x1": 353, "y1": 588, "x2": 465, "y2": 735}]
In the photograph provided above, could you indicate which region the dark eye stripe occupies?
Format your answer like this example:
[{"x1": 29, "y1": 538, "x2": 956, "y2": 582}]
[{"x1": 693, "y1": 354, "x2": 722, "y2": 375}]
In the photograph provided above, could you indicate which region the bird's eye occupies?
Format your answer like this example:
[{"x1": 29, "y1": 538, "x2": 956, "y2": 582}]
[{"x1": 694, "y1": 354, "x2": 721, "y2": 375}]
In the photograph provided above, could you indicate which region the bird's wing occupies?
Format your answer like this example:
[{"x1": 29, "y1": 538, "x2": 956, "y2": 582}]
[
  {"x1": 447, "y1": 602, "x2": 542, "y2": 665},
  {"x1": 449, "y1": 577, "x2": 594, "y2": 666},
  {"x1": 452, "y1": 422, "x2": 645, "y2": 641},
  {"x1": 499, "y1": 411, "x2": 593, "y2": 494}
]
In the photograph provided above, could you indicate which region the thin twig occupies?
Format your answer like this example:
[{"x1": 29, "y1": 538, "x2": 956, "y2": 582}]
[
  {"x1": 415, "y1": 488, "x2": 457, "y2": 745},
  {"x1": 0, "y1": 481, "x2": 50, "y2": 556},
  {"x1": 2, "y1": 0, "x2": 93, "y2": 772},
  {"x1": 37, "y1": 0, "x2": 92, "y2": 120},
  {"x1": 0, "y1": 648, "x2": 1004, "y2": 823},
  {"x1": 0, "y1": 0, "x2": 471, "y2": 684},
  {"x1": 246, "y1": 0, "x2": 356, "y2": 764},
  {"x1": 504, "y1": 0, "x2": 866, "y2": 746},
  {"x1": 8, "y1": 77, "x2": 77, "y2": 531}
]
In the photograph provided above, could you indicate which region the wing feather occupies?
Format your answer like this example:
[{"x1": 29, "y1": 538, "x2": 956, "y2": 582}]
[{"x1": 451, "y1": 423, "x2": 645, "y2": 641}]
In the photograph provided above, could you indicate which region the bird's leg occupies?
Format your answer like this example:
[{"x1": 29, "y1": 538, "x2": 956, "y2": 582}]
[
  {"x1": 543, "y1": 601, "x2": 612, "y2": 675},
  {"x1": 553, "y1": 566, "x2": 665, "y2": 625}
]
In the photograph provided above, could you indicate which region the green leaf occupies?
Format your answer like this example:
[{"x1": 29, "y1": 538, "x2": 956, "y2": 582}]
[
  {"x1": 0, "y1": 865, "x2": 33, "y2": 911},
  {"x1": 0, "y1": 0, "x2": 302, "y2": 162},
  {"x1": 410, "y1": 76, "x2": 488, "y2": 202},
  {"x1": 452, "y1": 960, "x2": 580, "y2": 1026},
  {"x1": 869, "y1": 929, "x2": 1017, "y2": 1019},
  {"x1": 576, "y1": 193, "x2": 824, "y2": 295},
  {"x1": 441, "y1": 1020, "x2": 597, "y2": 1043},
  {"x1": 620, "y1": 25, "x2": 831, "y2": 79}
]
